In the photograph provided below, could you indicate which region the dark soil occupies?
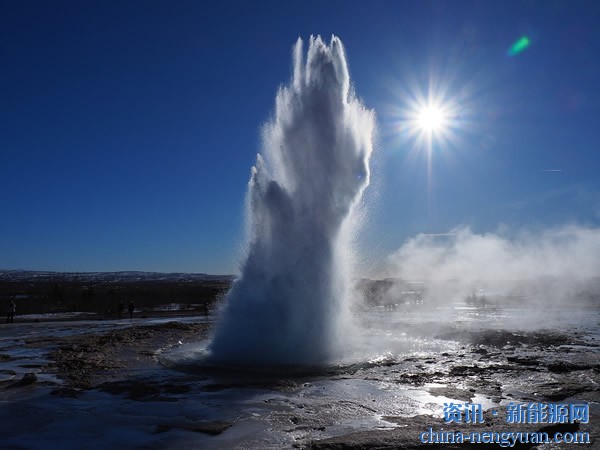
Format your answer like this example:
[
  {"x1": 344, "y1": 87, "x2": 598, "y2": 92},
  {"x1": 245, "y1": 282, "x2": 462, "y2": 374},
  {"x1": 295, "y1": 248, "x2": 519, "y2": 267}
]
[{"x1": 46, "y1": 321, "x2": 210, "y2": 389}]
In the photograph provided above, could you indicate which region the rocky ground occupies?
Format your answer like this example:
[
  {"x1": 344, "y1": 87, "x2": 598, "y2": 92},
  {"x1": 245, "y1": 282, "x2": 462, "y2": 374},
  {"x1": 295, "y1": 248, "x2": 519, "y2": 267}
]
[
  {"x1": 1, "y1": 315, "x2": 598, "y2": 448},
  {"x1": 47, "y1": 321, "x2": 210, "y2": 390},
  {"x1": 309, "y1": 326, "x2": 600, "y2": 448}
]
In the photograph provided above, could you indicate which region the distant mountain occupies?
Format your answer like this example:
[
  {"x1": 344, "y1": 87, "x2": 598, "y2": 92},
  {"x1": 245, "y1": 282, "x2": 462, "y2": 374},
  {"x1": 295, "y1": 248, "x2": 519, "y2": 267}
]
[{"x1": 0, "y1": 270, "x2": 235, "y2": 283}]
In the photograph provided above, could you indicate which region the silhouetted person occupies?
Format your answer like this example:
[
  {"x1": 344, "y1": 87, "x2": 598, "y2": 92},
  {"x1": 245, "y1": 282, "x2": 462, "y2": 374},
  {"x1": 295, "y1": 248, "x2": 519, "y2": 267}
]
[
  {"x1": 128, "y1": 300, "x2": 135, "y2": 319},
  {"x1": 117, "y1": 300, "x2": 124, "y2": 319},
  {"x1": 6, "y1": 298, "x2": 16, "y2": 323}
]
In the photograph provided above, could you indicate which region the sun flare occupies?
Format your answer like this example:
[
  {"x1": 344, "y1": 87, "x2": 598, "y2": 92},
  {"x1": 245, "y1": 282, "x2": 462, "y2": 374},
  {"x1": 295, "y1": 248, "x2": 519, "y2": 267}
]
[
  {"x1": 390, "y1": 81, "x2": 467, "y2": 156},
  {"x1": 417, "y1": 104, "x2": 447, "y2": 133}
]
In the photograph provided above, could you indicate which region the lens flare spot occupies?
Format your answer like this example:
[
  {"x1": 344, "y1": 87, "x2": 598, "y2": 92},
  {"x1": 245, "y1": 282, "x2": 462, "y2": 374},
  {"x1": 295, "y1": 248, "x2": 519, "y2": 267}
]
[{"x1": 508, "y1": 36, "x2": 530, "y2": 56}]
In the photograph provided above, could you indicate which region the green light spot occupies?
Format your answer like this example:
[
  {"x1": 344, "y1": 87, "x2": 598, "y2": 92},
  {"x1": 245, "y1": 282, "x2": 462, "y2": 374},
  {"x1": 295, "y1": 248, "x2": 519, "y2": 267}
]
[{"x1": 508, "y1": 36, "x2": 530, "y2": 56}]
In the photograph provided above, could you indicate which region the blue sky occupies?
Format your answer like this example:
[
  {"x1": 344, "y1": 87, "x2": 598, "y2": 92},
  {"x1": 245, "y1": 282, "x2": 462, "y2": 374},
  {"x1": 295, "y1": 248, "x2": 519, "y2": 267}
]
[{"x1": 1, "y1": 1, "x2": 599, "y2": 274}]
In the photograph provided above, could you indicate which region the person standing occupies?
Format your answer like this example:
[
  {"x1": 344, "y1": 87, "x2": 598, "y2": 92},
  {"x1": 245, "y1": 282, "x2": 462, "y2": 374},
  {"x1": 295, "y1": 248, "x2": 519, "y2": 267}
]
[
  {"x1": 6, "y1": 298, "x2": 16, "y2": 323},
  {"x1": 128, "y1": 300, "x2": 135, "y2": 319}
]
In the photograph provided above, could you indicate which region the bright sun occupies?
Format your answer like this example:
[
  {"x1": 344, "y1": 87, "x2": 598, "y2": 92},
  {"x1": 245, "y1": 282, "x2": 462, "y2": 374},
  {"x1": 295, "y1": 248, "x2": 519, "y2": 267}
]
[
  {"x1": 417, "y1": 105, "x2": 446, "y2": 133},
  {"x1": 398, "y1": 92, "x2": 458, "y2": 148}
]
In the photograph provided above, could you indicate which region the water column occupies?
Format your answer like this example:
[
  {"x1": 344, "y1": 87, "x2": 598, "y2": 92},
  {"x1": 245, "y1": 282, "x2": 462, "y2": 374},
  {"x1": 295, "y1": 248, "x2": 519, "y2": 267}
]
[{"x1": 209, "y1": 36, "x2": 375, "y2": 365}]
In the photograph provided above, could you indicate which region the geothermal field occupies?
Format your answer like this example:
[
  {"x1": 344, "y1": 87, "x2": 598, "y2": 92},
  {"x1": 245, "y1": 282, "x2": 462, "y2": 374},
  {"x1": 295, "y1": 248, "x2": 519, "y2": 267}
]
[{"x1": 1, "y1": 30, "x2": 599, "y2": 450}]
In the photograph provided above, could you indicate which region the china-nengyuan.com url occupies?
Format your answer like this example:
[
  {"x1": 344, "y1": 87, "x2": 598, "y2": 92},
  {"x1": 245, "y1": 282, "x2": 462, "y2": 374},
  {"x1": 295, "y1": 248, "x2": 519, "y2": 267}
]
[{"x1": 420, "y1": 428, "x2": 590, "y2": 447}]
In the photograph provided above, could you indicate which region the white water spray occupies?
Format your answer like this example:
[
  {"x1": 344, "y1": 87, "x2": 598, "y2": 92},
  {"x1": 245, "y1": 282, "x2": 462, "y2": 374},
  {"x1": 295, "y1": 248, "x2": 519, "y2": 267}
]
[{"x1": 208, "y1": 36, "x2": 374, "y2": 365}]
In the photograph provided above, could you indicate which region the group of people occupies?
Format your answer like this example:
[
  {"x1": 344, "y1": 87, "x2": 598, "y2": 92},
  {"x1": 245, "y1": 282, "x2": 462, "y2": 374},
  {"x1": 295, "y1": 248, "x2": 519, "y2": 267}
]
[
  {"x1": 117, "y1": 299, "x2": 136, "y2": 319},
  {"x1": 5, "y1": 297, "x2": 137, "y2": 323}
]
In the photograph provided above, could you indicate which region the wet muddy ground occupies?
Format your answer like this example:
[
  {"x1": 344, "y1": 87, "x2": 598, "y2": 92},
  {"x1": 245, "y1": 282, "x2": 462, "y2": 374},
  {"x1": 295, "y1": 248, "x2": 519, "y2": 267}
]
[{"x1": 0, "y1": 307, "x2": 598, "y2": 449}]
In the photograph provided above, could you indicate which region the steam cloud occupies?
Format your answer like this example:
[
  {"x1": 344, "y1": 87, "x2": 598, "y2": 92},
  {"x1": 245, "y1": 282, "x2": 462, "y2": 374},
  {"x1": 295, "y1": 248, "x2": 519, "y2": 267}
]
[
  {"x1": 385, "y1": 225, "x2": 600, "y2": 305},
  {"x1": 208, "y1": 36, "x2": 375, "y2": 365}
]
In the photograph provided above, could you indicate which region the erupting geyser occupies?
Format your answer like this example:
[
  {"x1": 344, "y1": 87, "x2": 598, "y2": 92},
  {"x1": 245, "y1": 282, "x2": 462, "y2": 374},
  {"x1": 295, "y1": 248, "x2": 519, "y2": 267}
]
[{"x1": 208, "y1": 35, "x2": 375, "y2": 365}]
